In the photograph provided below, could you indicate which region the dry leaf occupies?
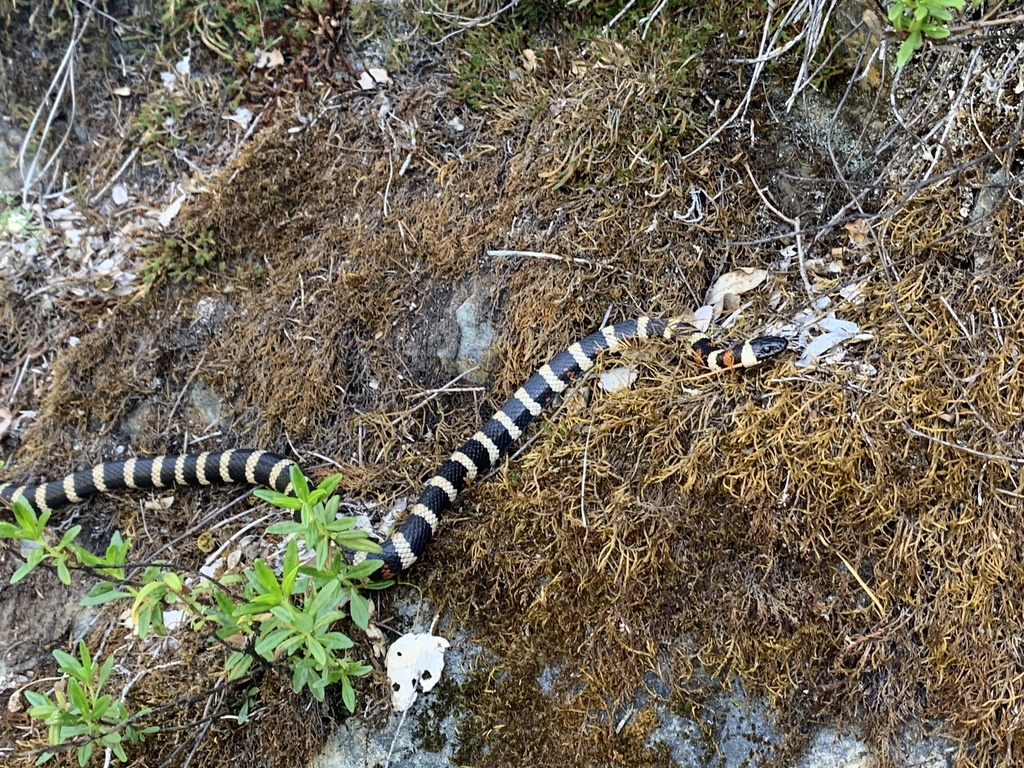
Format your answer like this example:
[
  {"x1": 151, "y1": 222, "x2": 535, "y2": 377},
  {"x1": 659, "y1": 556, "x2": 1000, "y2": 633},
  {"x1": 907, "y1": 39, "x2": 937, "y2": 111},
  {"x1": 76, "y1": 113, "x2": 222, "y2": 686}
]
[
  {"x1": 157, "y1": 195, "x2": 185, "y2": 227},
  {"x1": 598, "y1": 366, "x2": 637, "y2": 393},
  {"x1": 226, "y1": 548, "x2": 243, "y2": 571},
  {"x1": 224, "y1": 107, "x2": 254, "y2": 129},
  {"x1": 522, "y1": 48, "x2": 538, "y2": 72},
  {"x1": 144, "y1": 495, "x2": 174, "y2": 510},
  {"x1": 705, "y1": 267, "x2": 769, "y2": 305},
  {"x1": 255, "y1": 49, "x2": 284, "y2": 69},
  {"x1": 112, "y1": 86, "x2": 131, "y2": 97},
  {"x1": 690, "y1": 304, "x2": 714, "y2": 332},
  {"x1": 843, "y1": 219, "x2": 870, "y2": 247},
  {"x1": 358, "y1": 67, "x2": 391, "y2": 90},
  {"x1": 8, "y1": 690, "x2": 24, "y2": 714},
  {"x1": 386, "y1": 632, "x2": 450, "y2": 712}
]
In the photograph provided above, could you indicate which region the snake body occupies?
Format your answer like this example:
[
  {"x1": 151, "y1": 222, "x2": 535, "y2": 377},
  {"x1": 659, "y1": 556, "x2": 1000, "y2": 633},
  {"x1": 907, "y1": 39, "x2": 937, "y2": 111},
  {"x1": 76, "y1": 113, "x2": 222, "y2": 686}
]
[{"x1": 0, "y1": 317, "x2": 786, "y2": 579}]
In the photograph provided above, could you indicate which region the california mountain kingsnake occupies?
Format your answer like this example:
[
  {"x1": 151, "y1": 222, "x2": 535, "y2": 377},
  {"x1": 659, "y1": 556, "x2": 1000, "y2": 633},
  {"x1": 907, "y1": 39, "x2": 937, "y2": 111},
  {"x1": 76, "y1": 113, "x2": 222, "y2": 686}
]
[{"x1": 0, "y1": 317, "x2": 787, "y2": 580}]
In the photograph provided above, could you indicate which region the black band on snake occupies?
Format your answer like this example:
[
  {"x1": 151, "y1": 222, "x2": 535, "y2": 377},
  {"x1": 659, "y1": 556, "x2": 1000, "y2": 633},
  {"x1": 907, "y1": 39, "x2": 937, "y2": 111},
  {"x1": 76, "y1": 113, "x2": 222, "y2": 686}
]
[{"x1": 0, "y1": 317, "x2": 787, "y2": 580}]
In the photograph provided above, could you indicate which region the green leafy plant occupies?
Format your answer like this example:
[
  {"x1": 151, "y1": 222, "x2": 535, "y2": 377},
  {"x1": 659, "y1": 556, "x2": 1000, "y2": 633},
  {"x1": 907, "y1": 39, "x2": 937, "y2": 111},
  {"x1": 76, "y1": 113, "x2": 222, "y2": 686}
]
[
  {"x1": 139, "y1": 228, "x2": 224, "y2": 290},
  {"x1": 3, "y1": 465, "x2": 389, "y2": 763},
  {"x1": 160, "y1": 0, "x2": 346, "y2": 64},
  {"x1": 887, "y1": 0, "x2": 980, "y2": 68},
  {"x1": 0, "y1": 500, "x2": 127, "y2": 585},
  {"x1": 24, "y1": 641, "x2": 157, "y2": 766},
  {"x1": 84, "y1": 561, "x2": 203, "y2": 639},
  {"x1": 0, "y1": 193, "x2": 35, "y2": 235}
]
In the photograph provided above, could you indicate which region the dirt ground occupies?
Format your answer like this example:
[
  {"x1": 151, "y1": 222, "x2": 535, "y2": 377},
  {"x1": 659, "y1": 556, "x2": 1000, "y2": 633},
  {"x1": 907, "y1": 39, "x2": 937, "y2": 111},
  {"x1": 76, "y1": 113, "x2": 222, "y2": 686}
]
[{"x1": 2, "y1": 1, "x2": 1024, "y2": 766}]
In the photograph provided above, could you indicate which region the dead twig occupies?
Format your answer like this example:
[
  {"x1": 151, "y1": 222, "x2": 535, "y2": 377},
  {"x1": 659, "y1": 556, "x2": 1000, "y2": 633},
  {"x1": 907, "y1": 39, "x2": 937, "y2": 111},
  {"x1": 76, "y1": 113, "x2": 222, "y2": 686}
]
[{"x1": 19, "y1": 7, "x2": 95, "y2": 202}]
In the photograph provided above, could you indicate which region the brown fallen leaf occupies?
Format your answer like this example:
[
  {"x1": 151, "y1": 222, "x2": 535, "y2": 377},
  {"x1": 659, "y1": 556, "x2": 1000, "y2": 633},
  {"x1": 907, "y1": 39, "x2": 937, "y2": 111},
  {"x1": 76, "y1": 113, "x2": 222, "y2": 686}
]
[
  {"x1": 705, "y1": 267, "x2": 769, "y2": 306},
  {"x1": 843, "y1": 219, "x2": 870, "y2": 247}
]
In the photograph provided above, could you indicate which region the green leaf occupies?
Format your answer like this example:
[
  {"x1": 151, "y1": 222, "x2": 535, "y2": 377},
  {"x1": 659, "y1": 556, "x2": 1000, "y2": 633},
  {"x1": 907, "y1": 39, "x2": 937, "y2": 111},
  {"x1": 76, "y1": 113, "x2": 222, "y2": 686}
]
[
  {"x1": 77, "y1": 640, "x2": 93, "y2": 676},
  {"x1": 347, "y1": 661, "x2": 374, "y2": 677},
  {"x1": 280, "y1": 633, "x2": 306, "y2": 655},
  {"x1": 237, "y1": 696, "x2": 251, "y2": 724},
  {"x1": 92, "y1": 693, "x2": 112, "y2": 722},
  {"x1": 105, "y1": 533, "x2": 129, "y2": 565},
  {"x1": 76, "y1": 741, "x2": 93, "y2": 767},
  {"x1": 53, "y1": 649, "x2": 82, "y2": 678},
  {"x1": 307, "y1": 579, "x2": 341, "y2": 616},
  {"x1": 0, "y1": 521, "x2": 23, "y2": 537},
  {"x1": 341, "y1": 675, "x2": 356, "y2": 713},
  {"x1": 348, "y1": 590, "x2": 371, "y2": 630},
  {"x1": 325, "y1": 516, "x2": 355, "y2": 532},
  {"x1": 921, "y1": 22, "x2": 951, "y2": 37},
  {"x1": 305, "y1": 636, "x2": 327, "y2": 666},
  {"x1": 163, "y1": 572, "x2": 182, "y2": 592},
  {"x1": 282, "y1": 540, "x2": 299, "y2": 588},
  {"x1": 316, "y1": 473, "x2": 343, "y2": 498},
  {"x1": 110, "y1": 739, "x2": 128, "y2": 762},
  {"x1": 320, "y1": 496, "x2": 341, "y2": 523},
  {"x1": 333, "y1": 531, "x2": 383, "y2": 553},
  {"x1": 265, "y1": 521, "x2": 304, "y2": 535},
  {"x1": 24, "y1": 690, "x2": 52, "y2": 709},
  {"x1": 269, "y1": 604, "x2": 299, "y2": 626},
  {"x1": 97, "y1": 655, "x2": 115, "y2": 690},
  {"x1": 226, "y1": 651, "x2": 254, "y2": 681},
  {"x1": 81, "y1": 588, "x2": 132, "y2": 606},
  {"x1": 58, "y1": 526, "x2": 82, "y2": 549},
  {"x1": 255, "y1": 627, "x2": 294, "y2": 659},
  {"x1": 313, "y1": 540, "x2": 330, "y2": 572},
  {"x1": 11, "y1": 546, "x2": 46, "y2": 583},
  {"x1": 290, "y1": 661, "x2": 310, "y2": 694},
  {"x1": 309, "y1": 671, "x2": 328, "y2": 701},
  {"x1": 253, "y1": 489, "x2": 303, "y2": 510},
  {"x1": 318, "y1": 631, "x2": 354, "y2": 651},
  {"x1": 896, "y1": 34, "x2": 919, "y2": 68},
  {"x1": 136, "y1": 606, "x2": 153, "y2": 639},
  {"x1": 342, "y1": 559, "x2": 384, "y2": 582},
  {"x1": 289, "y1": 465, "x2": 310, "y2": 501},
  {"x1": 252, "y1": 560, "x2": 282, "y2": 596},
  {"x1": 67, "y1": 679, "x2": 89, "y2": 714},
  {"x1": 56, "y1": 559, "x2": 71, "y2": 585},
  {"x1": 12, "y1": 498, "x2": 40, "y2": 535}
]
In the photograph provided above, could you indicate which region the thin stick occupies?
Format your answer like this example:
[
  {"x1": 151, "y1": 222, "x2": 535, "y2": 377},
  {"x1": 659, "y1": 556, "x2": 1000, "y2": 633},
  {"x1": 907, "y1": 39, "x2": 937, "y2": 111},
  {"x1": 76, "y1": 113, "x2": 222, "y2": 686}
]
[
  {"x1": 429, "y1": 0, "x2": 520, "y2": 45},
  {"x1": 832, "y1": 546, "x2": 885, "y2": 619},
  {"x1": 742, "y1": 162, "x2": 815, "y2": 302},
  {"x1": 902, "y1": 425, "x2": 1024, "y2": 465},
  {"x1": 8, "y1": 354, "x2": 31, "y2": 405},
  {"x1": 578, "y1": 421, "x2": 594, "y2": 527},
  {"x1": 603, "y1": 0, "x2": 636, "y2": 33},
  {"x1": 166, "y1": 353, "x2": 207, "y2": 423},
  {"x1": 391, "y1": 368, "x2": 484, "y2": 426},
  {"x1": 487, "y1": 249, "x2": 617, "y2": 272},
  {"x1": 19, "y1": 7, "x2": 95, "y2": 200},
  {"x1": 88, "y1": 147, "x2": 140, "y2": 205}
]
